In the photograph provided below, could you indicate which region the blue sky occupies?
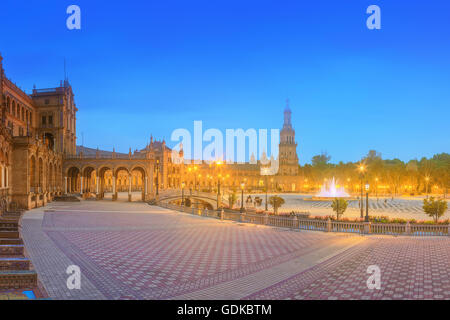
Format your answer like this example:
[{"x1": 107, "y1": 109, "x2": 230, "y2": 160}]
[{"x1": 1, "y1": 0, "x2": 449, "y2": 164}]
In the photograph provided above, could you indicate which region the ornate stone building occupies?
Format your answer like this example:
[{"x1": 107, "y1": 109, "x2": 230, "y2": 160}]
[
  {"x1": 0, "y1": 55, "x2": 70, "y2": 210},
  {"x1": 0, "y1": 54, "x2": 303, "y2": 212}
]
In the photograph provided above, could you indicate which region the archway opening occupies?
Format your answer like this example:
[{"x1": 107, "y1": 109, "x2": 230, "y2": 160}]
[{"x1": 67, "y1": 167, "x2": 80, "y2": 194}]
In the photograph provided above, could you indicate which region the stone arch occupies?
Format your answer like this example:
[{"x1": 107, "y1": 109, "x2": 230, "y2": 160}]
[
  {"x1": 130, "y1": 165, "x2": 147, "y2": 201},
  {"x1": 44, "y1": 132, "x2": 55, "y2": 150},
  {"x1": 29, "y1": 155, "x2": 36, "y2": 191},
  {"x1": 6, "y1": 96, "x2": 10, "y2": 114},
  {"x1": 98, "y1": 165, "x2": 113, "y2": 198},
  {"x1": 67, "y1": 166, "x2": 81, "y2": 194},
  {"x1": 38, "y1": 157, "x2": 44, "y2": 191},
  {"x1": 81, "y1": 166, "x2": 96, "y2": 194},
  {"x1": 48, "y1": 162, "x2": 53, "y2": 192}
]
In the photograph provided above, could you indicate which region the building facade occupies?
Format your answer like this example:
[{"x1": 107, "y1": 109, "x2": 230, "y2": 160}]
[
  {"x1": 0, "y1": 55, "x2": 73, "y2": 210},
  {"x1": 0, "y1": 54, "x2": 303, "y2": 212}
]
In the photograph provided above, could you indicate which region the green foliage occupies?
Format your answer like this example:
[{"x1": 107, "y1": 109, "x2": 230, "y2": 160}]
[
  {"x1": 184, "y1": 197, "x2": 192, "y2": 207},
  {"x1": 312, "y1": 152, "x2": 331, "y2": 168},
  {"x1": 423, "y1": 197, "x2": 448, "y2": 222},
  {"x1": 331, "y1": 198, "x2": 348, "y2": 220},
  {"x1": 299, "y1": 151, "x2": 450, "y2": 197},
  {"x1": 269, "y1": 196, "x2": 285, "y2": 215},
  {"x1": 228, "y1": 192, "x2": 237, "y2": 208}
]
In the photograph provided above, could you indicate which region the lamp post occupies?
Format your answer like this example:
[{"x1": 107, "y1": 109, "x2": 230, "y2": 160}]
[
  {"x1": 265, "y1": 175, "x2": 268, "y2": 211},
  {"x1": 193, "y1": 166, "x2": 198, "y2": 192},
  {"x1": 217, "y1": 174, "x2": 221, "y2": 209},
  {"x1": 365, "y1": 182, "x2": 370, "y2": 222},
  {"x1": 155, "y1": 159, "x2": 160, "y2": 196},
  {"x1": 358, "y1": 164, "x2": 366, "y2": 219},
  {"x1": 375, "y1": 177, "x2": 379, "y2": 198},
  {"x1": 181, "y1": 182, "x2": 185, "y2": 205},
  {"x1": 240, "y1": 182, "x2": 245, "y2": 213},
  {"x1": 215, "y1": 161, "x2": 223, "y2": 208},
  {"x1": 261, "y1": 167, "x2": 269, "y2": 211}
]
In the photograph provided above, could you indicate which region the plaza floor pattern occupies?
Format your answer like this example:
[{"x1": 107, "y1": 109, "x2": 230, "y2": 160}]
[{"x1": 21, "y1": 201, "x2": 450, "y2": 300}]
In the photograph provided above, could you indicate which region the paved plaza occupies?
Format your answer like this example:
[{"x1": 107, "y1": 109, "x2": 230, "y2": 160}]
[{"x1": 21, "y1": 200, "x2": 450, "y2": 300}]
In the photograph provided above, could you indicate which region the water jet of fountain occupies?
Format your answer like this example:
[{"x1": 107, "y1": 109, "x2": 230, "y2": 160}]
[{"x1": 316, "y1": 177, "x2": 350, "y2": 198}]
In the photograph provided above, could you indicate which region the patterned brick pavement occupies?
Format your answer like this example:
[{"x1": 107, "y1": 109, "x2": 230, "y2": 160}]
[{"x1": 21, "y1": 201, "x2": 450, "y2": 300}]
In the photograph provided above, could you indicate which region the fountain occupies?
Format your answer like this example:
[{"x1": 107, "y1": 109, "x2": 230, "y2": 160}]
[
  {"x1": 306, "y1": 177, "x2": 356, "y2": 201},
  {"x1": 317, "y1": 177, "x2": 349, "y2": 198}
]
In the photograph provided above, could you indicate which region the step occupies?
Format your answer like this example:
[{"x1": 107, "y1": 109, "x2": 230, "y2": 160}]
[
  {"x1": 0, "y1": 220, "x2": 19, "y2": 232},
  {"x1": 0, "y1": 238, "x2": 23, "y2": 245},
  {"x1": 0, "y1": 244, "x2": 24, "y2": 256},
  {"x1": 0, "y1": 270, "x2": 37, "y2": 289},
  {"x1": 0, "y1": 231, "x2": 19, "y2": 239},
  {"x1": 0, "y1": 257, "x2": 30, "y2": 271}
]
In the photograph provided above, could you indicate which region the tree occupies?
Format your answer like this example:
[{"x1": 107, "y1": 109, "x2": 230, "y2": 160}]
[
  {"x1": 312, "y1": 152, "x2": 331, "y2": 167},
  {"x1": 331, "y1": 198, "x2": 348, "y2": 220},
  {"x1": 269, "y1": 196, "x2": 285, "y2": 215},
  {"x1": 228, "y1": 192, "x2": 237, "y2": 208},
  {"x1": 184, "y1": 197, "x2": 192, "y2": 207},
  {"x1": 423, "y1": 197, "x2": 448, "y2": 223}
]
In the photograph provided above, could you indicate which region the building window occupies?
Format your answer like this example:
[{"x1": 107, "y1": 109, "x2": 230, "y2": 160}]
[
  {"x1": 45, "y1": 99, "x2": 50, "y2": 105},
  {"x1": 42, "y1": 116, "x2": 46, "y2": 126},
  {"x1": 49, "y1": 115, "x2": 53, "y2": 126}
]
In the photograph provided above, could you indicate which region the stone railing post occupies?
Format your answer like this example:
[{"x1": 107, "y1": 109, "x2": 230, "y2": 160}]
[
  {"x1": 292, "y1": 215, "x2": 298, "y2": 229},
  {"x1": 364, "y1": 221, "x2": 371, "y2": 234},
  {"x1": 240, "y1": 211, "x2": 245, "y2": 222},
  {"x1": 447, "y1": 224, "x2": 450, "y2": 237},
  {"x1": 264, "y1": 213, "x2": 269, "y2": 225},
  {"x1": 192, "y1": 207, "x2": 195, "y2": 215},
  {"x1": 220, "y1": 209, "x2": 224, "y2": 221},
  {"x1": 326, "y1": 218, "x2": 332, "y2": 232},
  {"x1": 405, "y1": 221, "x2": 411, "y2": 235}
]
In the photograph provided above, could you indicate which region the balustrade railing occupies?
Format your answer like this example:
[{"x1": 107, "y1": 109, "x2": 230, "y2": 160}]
[
  {"x1": 157, "y1": 201, "x2": 449, "y2": 237},
  {"x1": 371, "y1": 223, "x2": 406, "y2": 235}
]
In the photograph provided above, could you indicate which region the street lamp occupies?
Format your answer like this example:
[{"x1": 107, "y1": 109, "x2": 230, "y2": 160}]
[
  {"x1": 240, "y1": 182, "x2": 245, "y2": 213},
  {"x1": 181, "y1": 182, "x2": 185, "y2": 205},
  {"x1": 358, "y1": 164, "x2": 366, "y2": 218},
  {"x1": 261, "y1": 167, "x2": 270, "y2": 211},
  {"x1": 375, "y1": 177, "x2": 379, "y2": 198},
  {"x1": 425, "y1": 176, "x2": 430, "y2": 199},
  {"x1": 155, "y1": 159, "x2": 160, "y2": 196},
  {"x1": 193, "y1": 166, "x2": 198, "y2": 191},
  {"x1": 365, "y1": 182, "x2": 370, "y2": 222}
]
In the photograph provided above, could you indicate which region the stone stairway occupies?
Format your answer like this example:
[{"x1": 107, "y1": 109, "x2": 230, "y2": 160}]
[{"x1": 0, "y1": 218, "x2": 38, "y2": 290}]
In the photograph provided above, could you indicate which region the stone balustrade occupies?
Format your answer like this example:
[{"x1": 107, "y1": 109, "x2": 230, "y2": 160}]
[{"x1": 158, "y1": 202, "x2": 450, "y2": 237}]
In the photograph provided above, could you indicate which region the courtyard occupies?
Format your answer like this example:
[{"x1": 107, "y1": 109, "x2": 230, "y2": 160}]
[{"x1": 20, "y1": 199, "x2": 450, "y2": 300}]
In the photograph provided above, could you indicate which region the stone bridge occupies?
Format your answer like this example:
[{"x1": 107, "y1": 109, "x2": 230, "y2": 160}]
[{"x1": 157, "y1": 189, "x2": 221, "y2": 210}]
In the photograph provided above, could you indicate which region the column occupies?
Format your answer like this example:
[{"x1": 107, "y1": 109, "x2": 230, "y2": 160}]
[
  {"x1": 112, "y1": 176, "x2": 116, "y2": 200},
  {"x1": 149, "y1": 165, "x2": 154, "y2": 194},
  {"x1": 96, "y1": 175, "x2": 99, "y2": 194},
  {"x1": 65, "y1": 176, "x2": 67, "y2": 194},
  {"x1": 128, "y1": 174, "x2": 132, "y2": 202},
  {"x1": 80, "y1": 176, "x2": 84, "y2": 195},
  {"x1": 145, "y1": 176, "x2": 148, "y2": 194}
]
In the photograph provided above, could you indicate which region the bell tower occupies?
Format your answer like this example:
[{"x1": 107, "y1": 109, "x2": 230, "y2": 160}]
[{"x1": 278, "y1": 100, "x2": 299, "y2": 175}]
